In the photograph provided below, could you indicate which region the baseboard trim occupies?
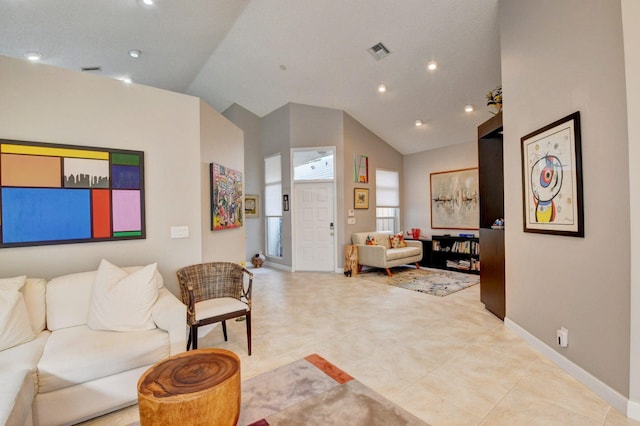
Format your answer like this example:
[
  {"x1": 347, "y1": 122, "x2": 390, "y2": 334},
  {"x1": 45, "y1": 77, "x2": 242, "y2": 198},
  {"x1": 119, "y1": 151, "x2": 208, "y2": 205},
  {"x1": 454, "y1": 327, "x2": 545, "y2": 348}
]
[
  {"x1": 504, "y1": 317, "x2": 630, "y2": 416},
  {"x1": 264, "y1": 261, "x2": 292, "y2": 272},
  {"x1": 628, "y1": 399, "x2": 640, "y2": 420}
]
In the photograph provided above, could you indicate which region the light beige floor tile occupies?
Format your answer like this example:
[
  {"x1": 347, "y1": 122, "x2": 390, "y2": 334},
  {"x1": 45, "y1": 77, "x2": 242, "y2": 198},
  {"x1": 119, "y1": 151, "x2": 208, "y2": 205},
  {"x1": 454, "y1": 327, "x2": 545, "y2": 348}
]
[
  {"x1": 481, "y1": 387, "x2": 602, "y2": 426},
  {"x1": 514, "y1": 357, "x2": 610, "y2": 422},
  {"x1": 605, "y1": 407, "x2": 640, "y2": 425},
  {"x1": 389, "y1": 375, "x2": 483, "y2": 426},
  {"x1": 77, "y1": 267, "x2": 636, "y2": 425}
]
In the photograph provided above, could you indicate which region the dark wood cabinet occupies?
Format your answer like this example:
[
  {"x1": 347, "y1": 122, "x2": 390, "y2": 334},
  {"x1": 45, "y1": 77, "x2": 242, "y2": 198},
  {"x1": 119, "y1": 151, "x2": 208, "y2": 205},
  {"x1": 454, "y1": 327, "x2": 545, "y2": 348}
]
[
  {"x1": 478, "y1": 112, "x2": 505, "y2": 320},
  {"x1": 405, "y1": 238, "x2": 432, "y2": 267}
]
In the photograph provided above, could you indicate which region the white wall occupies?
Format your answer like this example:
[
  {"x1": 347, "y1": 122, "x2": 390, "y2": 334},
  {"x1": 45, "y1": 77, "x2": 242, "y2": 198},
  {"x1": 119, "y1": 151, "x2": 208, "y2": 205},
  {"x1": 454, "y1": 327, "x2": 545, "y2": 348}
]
[
  {"x1": 622, "y1": 0, "x2": 640, "y2": 417},
  {"x1": 403, "y1": 142, "x2": 478, "y2": 239},
  {"x1": 0, "y1": 56, "x2": 245, "y2": 296},
  {"x1": 500, "y1": 0, "x2": 630, "y2": 401}
]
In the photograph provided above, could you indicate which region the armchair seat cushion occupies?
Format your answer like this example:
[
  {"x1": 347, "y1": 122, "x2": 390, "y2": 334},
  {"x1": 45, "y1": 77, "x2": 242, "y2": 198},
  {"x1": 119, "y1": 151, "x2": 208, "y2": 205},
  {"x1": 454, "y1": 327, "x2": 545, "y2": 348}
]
[
  {"x1": 37, "y1": 325, "x2": 169, "y2": 394},
  {"x1": 195, "y1": 297, "x2": 249, "y2": 323},
  {"x1": 386, "y1": 246, "x2": 421, "y2": 261}
]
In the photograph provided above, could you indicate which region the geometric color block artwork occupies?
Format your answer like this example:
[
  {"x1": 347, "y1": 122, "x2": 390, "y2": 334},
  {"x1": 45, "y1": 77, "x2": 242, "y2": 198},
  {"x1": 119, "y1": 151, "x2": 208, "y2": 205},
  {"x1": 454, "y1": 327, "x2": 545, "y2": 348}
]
[
  {"x1": 0, "y1": 139, "x2": 145, "y2": 247},
  {"x1": 210, "y1": 162, "x2": 243, "y2": 231}
]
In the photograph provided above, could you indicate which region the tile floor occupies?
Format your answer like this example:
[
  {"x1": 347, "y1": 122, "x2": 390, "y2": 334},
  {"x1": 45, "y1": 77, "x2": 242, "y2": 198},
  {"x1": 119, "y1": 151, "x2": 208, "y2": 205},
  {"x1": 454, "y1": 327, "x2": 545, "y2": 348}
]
[{"x1": 83, "y1": 267, "x2": 639, "y2": 426}]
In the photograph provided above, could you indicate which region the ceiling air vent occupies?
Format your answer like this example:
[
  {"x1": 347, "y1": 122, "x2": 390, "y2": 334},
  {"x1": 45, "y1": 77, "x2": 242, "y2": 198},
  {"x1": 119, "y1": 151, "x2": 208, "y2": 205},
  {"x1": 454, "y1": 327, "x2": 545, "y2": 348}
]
[
  {"x1": 368, "y1": 42, "x2": 390, "y2": 60},
  {"x1": 81, "y1": 66, "x2": 102, "y2": 72}
]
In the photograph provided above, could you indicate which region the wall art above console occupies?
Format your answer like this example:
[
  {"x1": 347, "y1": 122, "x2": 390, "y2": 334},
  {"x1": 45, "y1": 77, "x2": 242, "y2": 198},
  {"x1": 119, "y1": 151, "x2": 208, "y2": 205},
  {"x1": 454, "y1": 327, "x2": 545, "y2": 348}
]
[{"x1": 0, "y1": 139, "x2": 145, "y2": 248}]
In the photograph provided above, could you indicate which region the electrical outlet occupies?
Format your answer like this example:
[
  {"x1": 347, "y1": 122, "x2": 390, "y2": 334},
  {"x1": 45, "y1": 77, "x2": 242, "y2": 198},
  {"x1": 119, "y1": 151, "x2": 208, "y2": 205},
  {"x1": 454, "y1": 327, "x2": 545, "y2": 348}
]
[{"x1": 557, "y1": 327, "x2": 568, "y2": 347}]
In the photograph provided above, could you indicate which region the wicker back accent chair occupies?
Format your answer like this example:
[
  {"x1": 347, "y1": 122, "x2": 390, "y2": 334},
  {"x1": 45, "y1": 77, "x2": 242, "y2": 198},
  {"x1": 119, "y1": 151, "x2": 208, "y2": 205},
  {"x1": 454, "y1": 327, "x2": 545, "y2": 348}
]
[{"x1": 176, "y1": 262, "x2": 253, "y2": 355}]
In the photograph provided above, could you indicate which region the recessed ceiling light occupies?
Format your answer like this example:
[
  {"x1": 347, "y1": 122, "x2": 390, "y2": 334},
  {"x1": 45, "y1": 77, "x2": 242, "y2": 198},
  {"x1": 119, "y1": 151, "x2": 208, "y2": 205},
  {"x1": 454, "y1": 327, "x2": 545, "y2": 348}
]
[
  {"x1": 415, "y1": 120, "x2": 424, "y2": 127},
  {"x1": 25, "y1": 51, "x2": 42, "y2": 61},
  {"x1": 464, "y1": 105, "x2": 474, "y2": 113},
  {"x1": 119, "y1": 77, "x2": 133, "y2": 84},
  {"x1": 129, "y1": 49, "x2": 142, "y2": 59},
  {"x1": 142, "y1": 0, "x2": 154, "y2": 5},
  {"x1": 427, "y1": 61, "x2": 437, "y2": 71},
  {"x1": 377, "y1": 84, "x2": 387, "y2": 93}
]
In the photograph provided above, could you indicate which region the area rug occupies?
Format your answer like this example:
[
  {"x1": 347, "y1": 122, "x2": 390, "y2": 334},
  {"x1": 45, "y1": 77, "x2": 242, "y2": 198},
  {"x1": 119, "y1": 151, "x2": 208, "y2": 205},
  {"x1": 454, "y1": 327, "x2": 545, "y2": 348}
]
[
  {"x1": 357, "y1": 266, "x2": 479, "y2": 297},
  {"x1": 240, "y1": 354, "x2": 428, "y2": 426}
]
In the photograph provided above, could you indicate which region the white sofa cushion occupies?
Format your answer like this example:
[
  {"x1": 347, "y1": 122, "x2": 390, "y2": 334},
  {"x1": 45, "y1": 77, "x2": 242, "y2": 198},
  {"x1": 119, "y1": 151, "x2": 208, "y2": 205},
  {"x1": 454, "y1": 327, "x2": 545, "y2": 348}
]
[
  {"x1": 0, "y1": 276, "x2": 36, "y2": 351},
  {"x1": 37, "y1": 325, "x2": 169, "y2": 394},
  {"x1": 0, "y1": 369, "x2": 34, "y2": 426},
  {"x1": 195, "y1": 297, "x2": 249, "y2": 321},
  {"x1": 22, "y1": 278, "x2": 47, "y2": 334},
  {"x1": 46, "y1": 271, "x2": 96, "y2": 331},
  {"x1": 88, "y1": 259, "x2": 158, "y2": 332},
  {"x1": 47, "y1": 266, "x2": 165, "y2": 331},
  {"x1": 0, "y1": 331, "x2": 49, "y2": 388}
]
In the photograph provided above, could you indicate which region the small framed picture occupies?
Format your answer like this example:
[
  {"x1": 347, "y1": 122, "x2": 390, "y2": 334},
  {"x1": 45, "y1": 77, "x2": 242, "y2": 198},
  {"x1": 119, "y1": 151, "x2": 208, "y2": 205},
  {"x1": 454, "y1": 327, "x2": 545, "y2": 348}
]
[
  {"x1": 354, "y1": 188, "x2": 369, "y2": 209},
  {"x1": 244, "y1": 194, "x2": 259, "y2": 218}
]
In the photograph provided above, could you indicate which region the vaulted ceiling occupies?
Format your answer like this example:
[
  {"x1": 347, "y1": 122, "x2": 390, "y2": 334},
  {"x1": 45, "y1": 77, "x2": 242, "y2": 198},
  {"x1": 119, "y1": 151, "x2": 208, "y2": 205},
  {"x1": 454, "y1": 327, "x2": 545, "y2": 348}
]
[{"x1": 0, "y1": 0, "x2": 501, "y2": 155}]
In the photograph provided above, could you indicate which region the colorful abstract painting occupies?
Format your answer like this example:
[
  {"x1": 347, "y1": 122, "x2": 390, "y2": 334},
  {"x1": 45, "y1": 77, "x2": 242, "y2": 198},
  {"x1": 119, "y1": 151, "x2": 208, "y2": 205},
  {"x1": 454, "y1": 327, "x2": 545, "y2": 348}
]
[
  {"x1": 521, "y1": 112, "x2": 583, "y2": 237},
  {"x1": 211, "y1": 163, "x2": 243, "y2": 230},
  {"x1": 430, "y1": 168, "x2": 479, "y2": 230},
  {"x1": 0, "y1": 140, "x2": 145, "y2": 247}
]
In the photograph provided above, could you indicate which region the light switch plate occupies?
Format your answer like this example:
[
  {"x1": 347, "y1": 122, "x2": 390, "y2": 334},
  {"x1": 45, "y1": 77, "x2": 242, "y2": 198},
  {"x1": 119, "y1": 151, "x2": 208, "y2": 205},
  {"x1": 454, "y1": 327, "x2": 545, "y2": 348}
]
[
  {"x1": 348, "y1": 209, "x2": 355, "y2": 217},
  {"x1": 347, "y1": 217, "x2": 356, "y2": 225},
  {"x1": 170, "y1": 226, "x2": 189, "y2": 239}
]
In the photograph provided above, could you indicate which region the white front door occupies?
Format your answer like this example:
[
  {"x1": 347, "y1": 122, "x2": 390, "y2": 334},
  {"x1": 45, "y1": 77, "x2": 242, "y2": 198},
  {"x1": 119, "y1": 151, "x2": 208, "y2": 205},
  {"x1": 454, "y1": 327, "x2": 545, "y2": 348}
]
[{"x1": 294, "y1": 182, "x2": 335, "y2": 271}]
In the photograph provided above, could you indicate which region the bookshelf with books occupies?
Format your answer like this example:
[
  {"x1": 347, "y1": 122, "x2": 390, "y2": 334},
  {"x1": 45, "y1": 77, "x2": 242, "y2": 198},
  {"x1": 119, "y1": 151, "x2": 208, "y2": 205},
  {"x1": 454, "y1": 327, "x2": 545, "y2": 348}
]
[{"x1": 430, "y1": 235, "x2": 480, "y2": 274}]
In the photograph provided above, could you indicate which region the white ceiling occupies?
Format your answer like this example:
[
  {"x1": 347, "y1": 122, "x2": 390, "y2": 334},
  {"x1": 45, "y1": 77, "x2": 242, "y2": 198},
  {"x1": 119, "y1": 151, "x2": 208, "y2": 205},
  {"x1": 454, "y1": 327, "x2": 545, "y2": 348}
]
[{"x1": 0, "y1": 0, "x2": 501, "y2": 155}]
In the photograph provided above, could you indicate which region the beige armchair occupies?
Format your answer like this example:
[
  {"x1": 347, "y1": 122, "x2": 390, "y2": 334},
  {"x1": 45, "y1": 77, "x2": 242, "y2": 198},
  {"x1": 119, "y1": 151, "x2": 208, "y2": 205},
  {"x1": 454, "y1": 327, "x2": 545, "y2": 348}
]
[{"x1": 351, "y1": 232, "x2": 422, "y2": 276}]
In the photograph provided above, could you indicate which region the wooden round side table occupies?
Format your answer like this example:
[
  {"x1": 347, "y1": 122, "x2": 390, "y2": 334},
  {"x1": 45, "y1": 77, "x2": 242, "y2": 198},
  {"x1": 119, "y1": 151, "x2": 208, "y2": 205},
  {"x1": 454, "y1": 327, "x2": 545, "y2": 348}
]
[{"x1": 137, "y1": 348, "x2": 241, "y2": 426}]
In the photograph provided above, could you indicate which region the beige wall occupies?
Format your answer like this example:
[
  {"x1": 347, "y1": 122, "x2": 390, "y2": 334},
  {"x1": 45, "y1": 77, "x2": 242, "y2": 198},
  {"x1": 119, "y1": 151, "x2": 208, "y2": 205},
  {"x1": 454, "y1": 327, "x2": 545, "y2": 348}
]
[
  {"x1": 402, "y1": 142, "x2": 478, "y2": 239},
  {"x1": 343, "y1": 113, "x2": 403, "y2": 249},
  {"x1": 500, "y1": 0, "x2": 630, "y2": 398},
  {"x1": 200, "y1": 100, "x2": 246, "y2": 264},
  {"x1": 0, "y1": 55, "x2": 244, "y2": 296},
  {"x1": 622, "y1": 0, "x2": 640, "y2": 415},
  {"x1": 290, "y1": 104, "x2": 344, "y2": 270},
  {"x1": 223, "y1": 104, "x2": 264, "y2": 262}
]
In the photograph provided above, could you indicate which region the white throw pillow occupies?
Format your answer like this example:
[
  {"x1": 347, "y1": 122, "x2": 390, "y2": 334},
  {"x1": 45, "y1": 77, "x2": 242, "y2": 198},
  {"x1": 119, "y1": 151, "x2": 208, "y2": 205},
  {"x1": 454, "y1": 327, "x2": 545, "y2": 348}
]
[
  {"x1": 0, "y1": 276, "x2": 36, "y2": 351},
  {"x1": 88, "y1": 259, "x2": 159, "y2": 332}
]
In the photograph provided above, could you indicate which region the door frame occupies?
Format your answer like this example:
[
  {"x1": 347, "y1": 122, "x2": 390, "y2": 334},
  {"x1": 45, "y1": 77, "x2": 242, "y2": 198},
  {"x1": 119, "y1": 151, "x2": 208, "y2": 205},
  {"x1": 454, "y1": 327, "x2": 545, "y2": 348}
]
[{"x1": 290, "y1": 146, "x2": 337, "y2": 272}]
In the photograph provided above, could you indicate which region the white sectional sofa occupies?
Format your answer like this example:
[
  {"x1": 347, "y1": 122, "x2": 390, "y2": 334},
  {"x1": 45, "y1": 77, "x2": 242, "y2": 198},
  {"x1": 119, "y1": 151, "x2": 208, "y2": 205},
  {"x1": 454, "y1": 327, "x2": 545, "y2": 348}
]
[
  {"x1": 351, "y1": 231, "x2": 423, "y2": 276},
  {"x1": 0, "y1": 263, "x2": 186, "y2": 426}
]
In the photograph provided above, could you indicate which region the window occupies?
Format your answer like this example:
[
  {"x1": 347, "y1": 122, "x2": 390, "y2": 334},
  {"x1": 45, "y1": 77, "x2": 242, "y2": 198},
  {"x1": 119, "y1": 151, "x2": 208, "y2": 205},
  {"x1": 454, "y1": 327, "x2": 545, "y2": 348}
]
[
  {"x1": 265, "y1": 154, "x2": 282, "y2": 257},
  {"x1": 292, "y1": 149, "x2": 334, "y2": 181},
  {"x1": 376, "y1": 169, "x2": 400, "y2": 233}
]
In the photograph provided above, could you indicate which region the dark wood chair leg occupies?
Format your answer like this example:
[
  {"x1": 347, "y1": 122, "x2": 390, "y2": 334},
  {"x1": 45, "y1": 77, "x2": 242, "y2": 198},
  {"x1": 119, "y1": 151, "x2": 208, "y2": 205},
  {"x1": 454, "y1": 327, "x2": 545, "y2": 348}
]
[
  {"x1": 222, "y1": 320, "x2": 228, "y2": 341},
  {"x1": 191, "y1": 324, "x2": 199, "y2": 350},
  {"x1": 245, "y1": 313, "x2": 252, "y2": 356},
  {"x1": 186, "y1": 326, "x2": 192, "y2": 351}
]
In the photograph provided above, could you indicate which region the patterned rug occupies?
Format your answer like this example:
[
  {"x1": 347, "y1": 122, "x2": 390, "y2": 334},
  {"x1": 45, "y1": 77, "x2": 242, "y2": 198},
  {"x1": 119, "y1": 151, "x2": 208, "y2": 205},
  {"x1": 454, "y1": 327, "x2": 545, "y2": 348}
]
[
  {"x1": 357, "y1": 266, "x2": 479, "y2": 297},
  {"x1": 240, "y1": 354, "x2": 428, "y2": 426}
]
